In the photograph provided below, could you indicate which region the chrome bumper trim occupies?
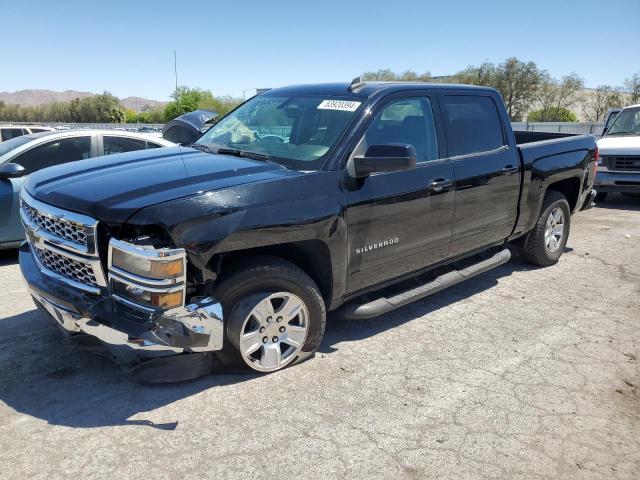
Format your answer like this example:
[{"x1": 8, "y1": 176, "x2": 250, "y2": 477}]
[{"x1": 31, "y1": 289, "x2": 224, "y2": 354}]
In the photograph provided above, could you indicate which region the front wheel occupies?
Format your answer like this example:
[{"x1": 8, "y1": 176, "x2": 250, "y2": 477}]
[
  {"x1": 212, "y1": 256, "x2": 326, "y2": 373},
  {"x1": 522, "y1": 191, "x2": 571, "y2": 266}
]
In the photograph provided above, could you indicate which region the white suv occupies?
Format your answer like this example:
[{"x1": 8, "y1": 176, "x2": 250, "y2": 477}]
[{"x1": 0, "y1": 125, "x2": 55, "y2": 142}]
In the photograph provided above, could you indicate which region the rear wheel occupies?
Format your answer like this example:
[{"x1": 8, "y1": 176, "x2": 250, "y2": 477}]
[
  {"x1": 212, "y1": 256, "x2": 326, "y2": 373},
  {"x1": 522, "y1": 191, "x2": 571, "y2": 266}
]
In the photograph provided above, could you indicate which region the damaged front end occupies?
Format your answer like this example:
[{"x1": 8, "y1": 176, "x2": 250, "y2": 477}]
[{"x1": 19, "y1": 190, "x2": 224, "y2": 382}]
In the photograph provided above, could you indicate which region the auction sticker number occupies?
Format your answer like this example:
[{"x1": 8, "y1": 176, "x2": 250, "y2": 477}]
[{"x1": 317, "y1": 100, "x2": 361, "y2": 112}]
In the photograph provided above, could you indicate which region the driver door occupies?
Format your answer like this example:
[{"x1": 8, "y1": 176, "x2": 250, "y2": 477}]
[{"x1": 344, "y1": 93, "x2": 455, "y2": 294}]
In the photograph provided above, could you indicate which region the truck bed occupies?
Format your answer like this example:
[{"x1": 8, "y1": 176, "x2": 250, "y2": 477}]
[
  {"x1": 513, "y1": 130, "x2": 579, "y2": 144},
  {"x1": 516, "y1": 133, "x2": 595, "y2": 165}
]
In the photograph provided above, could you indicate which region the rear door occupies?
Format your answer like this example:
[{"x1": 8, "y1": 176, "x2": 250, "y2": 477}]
[
  {"x1": 344, "y1": 92, "x2": 454, "y2": 294},
  {"x1": 439, "y1": 92, "x2": 521, "y2": 257}
]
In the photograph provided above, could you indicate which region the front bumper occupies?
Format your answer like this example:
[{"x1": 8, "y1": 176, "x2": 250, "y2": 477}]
[
  {"x1": 594, "y1": 170, "x2": 640, "y2": 193},
  {"x1": 19, "y1": 242, "x2": 224, "y2": 368}
]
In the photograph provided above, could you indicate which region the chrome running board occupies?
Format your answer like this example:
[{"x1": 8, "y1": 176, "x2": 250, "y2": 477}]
[{"x1": 336, "y1": 249, "x2": 511, "y2": 320}]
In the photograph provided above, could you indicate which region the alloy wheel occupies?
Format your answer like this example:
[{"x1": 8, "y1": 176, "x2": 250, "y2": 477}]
[
  {"x1": 237, "y1": 292, "x2": 309, "y2": 372},
  {"x1": 544, "y1": 207, "x2": 565, "y2": 253}
]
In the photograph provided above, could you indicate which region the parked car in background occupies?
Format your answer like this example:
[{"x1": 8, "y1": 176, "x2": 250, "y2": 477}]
[
  {"x1": 0, "y1": 125, "x2": 55, "y2": 142},
  {"x1": 0, "y1": 130, "x2": 175, "y2": 248},
  {"x1": 595, "y1": 104, "x2": 640, "y2": 201}
]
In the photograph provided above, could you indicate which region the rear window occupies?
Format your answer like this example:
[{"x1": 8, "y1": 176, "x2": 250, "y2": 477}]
[
  {"x1": 442, "y1": 95, "x2": 505, "y2": 157},
  {"x1": 1, "y1": 128, "x2": 25, "y2": 142}
]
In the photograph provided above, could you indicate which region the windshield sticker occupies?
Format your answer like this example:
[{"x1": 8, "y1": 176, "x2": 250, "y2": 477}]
[{"x1": 317, "y1": 100, "x2": 361, "y2": 112}]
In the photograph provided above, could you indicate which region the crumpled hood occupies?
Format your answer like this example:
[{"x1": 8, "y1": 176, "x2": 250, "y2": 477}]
[
  {"x1": 24, "y1": 146, "x2": 293, "y2": 223},
  {"x1": 597, "y1": 135, "x2": 640, "y2": 155}
]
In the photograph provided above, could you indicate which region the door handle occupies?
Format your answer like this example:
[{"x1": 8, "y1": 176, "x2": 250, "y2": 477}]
[
  {"x1": 428, "y1": 179, "x2": 453, "y2": 193},
  {"x1": 501, "y1": 165, "x2": 519, "y2": 175}
]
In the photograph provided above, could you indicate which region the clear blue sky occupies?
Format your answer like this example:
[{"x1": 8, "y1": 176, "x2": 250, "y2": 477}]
[{"x1": 3, "y1": 0, "x2": 638, "y2": 100}]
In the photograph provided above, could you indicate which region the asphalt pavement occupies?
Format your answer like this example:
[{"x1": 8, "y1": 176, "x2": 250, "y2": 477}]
[{"x1": 0, "y1": 195, "x2": 638, "y2": 479}]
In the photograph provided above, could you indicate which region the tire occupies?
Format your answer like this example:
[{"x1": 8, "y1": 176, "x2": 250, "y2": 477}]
[
  {"x1": 522, "y1": 191, "x2": 571, "y2": 266},
  {"x1": 212, "y1": 255, "x2": 326, "y2": 373},
  {"x1": 594, "y1": 192, "x2": 608, "y2": 202}
]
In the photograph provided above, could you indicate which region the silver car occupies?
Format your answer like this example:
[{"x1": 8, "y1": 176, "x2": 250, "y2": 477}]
[{"x1": 0, "y1": 130, "x2": 175, "y2": 249}]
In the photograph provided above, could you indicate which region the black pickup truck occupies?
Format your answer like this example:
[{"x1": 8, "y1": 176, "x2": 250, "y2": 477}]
[{"x1": 17, "y1": 81, "x2": 597, "y2": 381}]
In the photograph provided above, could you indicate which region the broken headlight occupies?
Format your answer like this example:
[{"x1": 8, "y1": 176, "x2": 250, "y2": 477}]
[{"x1": 108, "y1": 238, "x2": 186, "y2": 310}]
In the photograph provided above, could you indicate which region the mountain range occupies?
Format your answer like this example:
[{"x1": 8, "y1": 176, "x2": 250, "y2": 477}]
[{"x1": 0, "y1": 89, "x2": 166, "y2": 112}]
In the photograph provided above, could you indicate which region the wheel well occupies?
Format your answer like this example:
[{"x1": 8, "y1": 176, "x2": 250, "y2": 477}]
[
  {"x1": 546, "y1": 177, "x2": 580, "y2": 212},
  {"x1": 216, "y1": 240, "x2": 333, "y2": 303}
]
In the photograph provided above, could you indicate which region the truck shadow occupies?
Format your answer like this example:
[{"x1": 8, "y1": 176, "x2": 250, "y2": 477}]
[
  {"x1": 594, "y1": 193, "x2": 640, "y2": 212},
  {"x1": 0, "y1": 249, "x2": 18, "y2": 266},
  {"x1": 0, "y1": 252, "x2": 538, "y2": 430},
  {"x1": 0, "y1": 308, "x2": 257, "y2": 430},
  {"x1": 320, "y1": 253, "x2": 535, "y2": 354}
]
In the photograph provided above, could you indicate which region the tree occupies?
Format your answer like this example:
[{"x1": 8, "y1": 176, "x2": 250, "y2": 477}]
[
  {"x1": 73, "y1": 92, "x2": 125, "y2": 123},
  {"x1": 492, "y1": 58, "x2": 543, "y2": 121},
  {"x1": 124, "y1": 108, "x2": 138, "y2": 123},
  {"x1": 138, "y1": 108, "x2": 165, "y2": 124},
  {"x1": 449, "y1": 61, "x2": 498, "y2": 87},
  {"x1": 536, "y1": 73, "x2": 583, "y2": 121},
  {"x1": 581, "y1": 85, "x2": 623, "y2": 122},
  {"x1": 446, "y1": 58, "x2": 543, "y2": 120},
  {"x1": 361, "y1": 69, "x2": 399, "y2": 81},
  {"x1": 625, "y1": 73, "x2": 640, "y2": 103},
  {"x1": 163, "y1": 86, "x2": 209, "y2": 121},
  {"x1": 198, "y1": 94, "x2": 242, "y2": 116},
  {"x1": 360, "y1": 69, "x2": 431, "y2": 82},
  {"x1": 527, "y1": 107, "x2": 577, "y2": 122},
  {"x1": 163, "y1": 86, "x2": 242, "y2": 121}
]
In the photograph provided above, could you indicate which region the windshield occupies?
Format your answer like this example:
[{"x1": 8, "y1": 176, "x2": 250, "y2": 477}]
[
  {"x1": 195, "y1": 94, "x2": 363, "y2": 170},
  {"x1": 0, "y1": 135, "x2": 33, "y2": 160},
  {"x1": 606, "y1": 107, "x2": 640, "y2": 136}
]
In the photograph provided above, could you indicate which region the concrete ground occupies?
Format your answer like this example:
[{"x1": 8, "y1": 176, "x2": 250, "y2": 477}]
[{"x1": 0, "y1": 195, "x2": 638, "y2": 480}]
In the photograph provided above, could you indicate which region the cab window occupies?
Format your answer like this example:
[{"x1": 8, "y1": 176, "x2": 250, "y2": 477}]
[
  {"x1": 364, "y1": 97, "x2": 439, "y2": 163},
  {"x1": 441, "y1": 95, "x2": 505, "y2": 157}
]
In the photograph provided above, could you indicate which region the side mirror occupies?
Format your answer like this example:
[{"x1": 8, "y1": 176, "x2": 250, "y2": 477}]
[
  {"x1": 0, "y1": 163, "x2": 26, "y2": 179},
  {"x1": 350, "y1": 144, "x2": 417, "y2": 178}
]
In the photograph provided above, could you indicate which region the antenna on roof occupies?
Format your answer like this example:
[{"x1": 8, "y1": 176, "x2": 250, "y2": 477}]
[{"x1": 348, "y1": 76, "x2": 366, "y2": 92}]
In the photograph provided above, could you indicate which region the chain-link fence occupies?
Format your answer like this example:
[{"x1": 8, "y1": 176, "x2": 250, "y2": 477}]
[{"x1": 0, "y1": 121, "x2": 164, "y2": 131}]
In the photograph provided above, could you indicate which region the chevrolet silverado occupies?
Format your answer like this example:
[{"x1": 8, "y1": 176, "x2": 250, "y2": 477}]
[{"x1": 17, "y1": 80, "x2": 597, "y2": 381}]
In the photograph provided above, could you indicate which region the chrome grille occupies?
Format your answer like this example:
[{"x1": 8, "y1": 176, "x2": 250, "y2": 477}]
[
  {"x1": 34, "y1": 246, "x2": 99, "y2": 287},
  {"x1": 21, "y1": 201, "x2": 88, "y2": 246},
  {"x1": 20, "y1": 190, "x2": 106, "y2": 293}
]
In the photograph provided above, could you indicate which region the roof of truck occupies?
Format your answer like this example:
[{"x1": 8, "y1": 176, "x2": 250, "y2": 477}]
[{"x1": 265, "y1": 82, "x2": 498, "y2": 98}]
